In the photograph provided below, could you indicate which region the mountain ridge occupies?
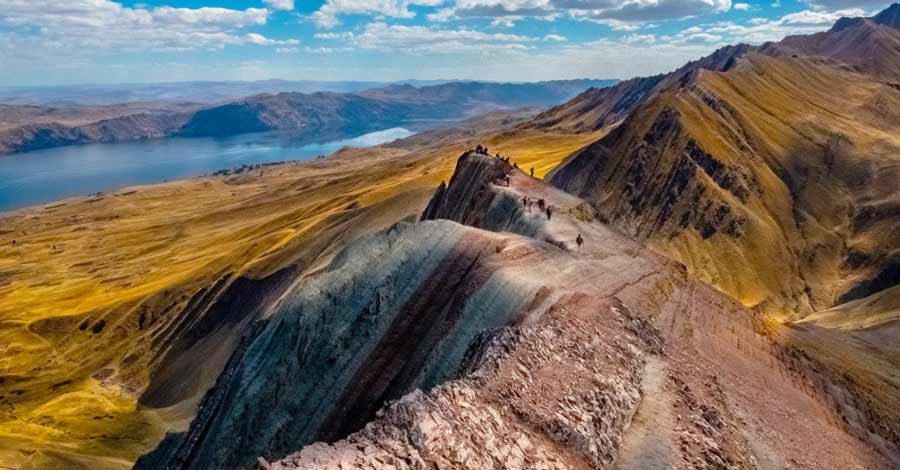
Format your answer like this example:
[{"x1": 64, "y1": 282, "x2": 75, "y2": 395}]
[
  {"x1": 543, "y1": 4, "x2": 900, "y2": 318},
  {"x1": 0, "y1": 79, "x2": 617, "y2": 155}
]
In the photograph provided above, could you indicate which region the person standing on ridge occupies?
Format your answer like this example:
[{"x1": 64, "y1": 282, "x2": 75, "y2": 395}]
[
  {"x1": 530, "y1": 167, "x2": 535, "y2": 177},
  {"x1": 576, "y1": 234, "x2": 584, "y2": 251},
  {"x1": 546, "y1": 206, "x2": 552, "y2": 220}
]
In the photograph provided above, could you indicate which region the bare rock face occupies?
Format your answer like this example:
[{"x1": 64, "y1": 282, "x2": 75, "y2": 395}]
[
  {"x1": 269, "y1": 294, "x2": 648, "y2": 470},
  {"x1": 139, "y1": 149, "x2": 898, "y2": 470},
  {"x1": 135, "y1": 220, "x2": 540, "y2": 470},
  {"x1": 423, "y1": 151, "x2": 546, "y2": 237}
]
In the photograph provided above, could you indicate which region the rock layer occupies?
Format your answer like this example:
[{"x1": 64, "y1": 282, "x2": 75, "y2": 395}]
[{"x1": 140, "y1": 151, "x2": 897, "y2": 469}]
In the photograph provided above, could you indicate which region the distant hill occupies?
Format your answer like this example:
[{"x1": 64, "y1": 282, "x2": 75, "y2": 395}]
[
  {"x1": 0, "y1": 79, "x2": 617, "y2": 154},
  {"x1": 179, "y1": 80, "x2": 619, "y2": 139},
  {"x1": 0, "y1": 80, "x2": 400, "y2": 106}
]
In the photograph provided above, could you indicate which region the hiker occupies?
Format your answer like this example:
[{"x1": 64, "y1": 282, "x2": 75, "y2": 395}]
[
  {"x1": 505, "y1": 175, "x2": 511, "y2": 187},
  {"x1": 514, "y1": 162, "x2": 518, "y2": 169},
  {"x1": 530, "y1": 167, "x2": 535, "y2": 177},
  {"x1": 538, "y1": 198, "x2": 546, "y2": 211},
  {"x1": 546, "y1": 206, "x2": 553, "y2": 220},
  {"x1": 576, "y1": 234, "x2": 584, "y2": 250},
  {"x1": 522, "y1": 196, "x2": 528, "y2": 209}
]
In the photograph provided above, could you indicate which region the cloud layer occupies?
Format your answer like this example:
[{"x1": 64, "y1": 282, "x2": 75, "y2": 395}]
[
  {"x1": 312, "y1": 0, "x2": 735, "y2": 28},
  {"x1": 0, "y1": 0, "x2": 297, "y2": 56}
]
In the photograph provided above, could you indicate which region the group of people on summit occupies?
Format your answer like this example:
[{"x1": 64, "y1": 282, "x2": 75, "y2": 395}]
[{"x1": 474, "y1": 144, "x2": 584, "y2": 251}]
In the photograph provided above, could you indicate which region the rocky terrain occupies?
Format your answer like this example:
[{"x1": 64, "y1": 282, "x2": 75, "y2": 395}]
[
  {"x1": 0, "y1": 79, "x2": 615, "y2": 155},
  {"x1": 139, "y1": 152, "x2": 898, "y2": 469}
]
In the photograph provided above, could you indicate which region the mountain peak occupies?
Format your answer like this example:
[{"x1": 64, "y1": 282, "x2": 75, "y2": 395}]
[
  {"x1": 831, "y1": 4, "x2": 900, "y2": 33},
  {"x1": 874, "y1": 3, "x2": 900, "y2": 28}
]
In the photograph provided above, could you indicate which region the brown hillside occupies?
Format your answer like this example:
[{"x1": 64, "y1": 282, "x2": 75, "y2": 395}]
[{"x1": 547, "y1": 11, "x2": 900, "y2": 319}]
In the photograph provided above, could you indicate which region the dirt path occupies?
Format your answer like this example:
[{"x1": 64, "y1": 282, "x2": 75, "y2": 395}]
[{"x1": 614, "y1": 356, "x2": 678, "y2": 470}]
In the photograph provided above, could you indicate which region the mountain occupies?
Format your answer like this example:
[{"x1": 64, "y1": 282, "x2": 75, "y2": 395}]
[
  {"x1": 3, "y1": 5, "x2": 900, "y2": 470},
  {"x1": 0, "y1": 80, "x2": 405, "y2": 106},
  {"x1": 178, "y1": 80, "x2": 619, "y2": 138},
  {"x1": 136, "y1": 151, "x2": 898, "y2": 470},
  {"x1": 0, "y1": 79, "x2": 617, "y2": 155},
  {"x1": 0, "y1": 102, "x2": 198, "y2": 154},
  {"x1": 541, "y1": 5, "x2": 900, "y2": 320},
  {"x1": 0, "y1": 110, "x2": 600, "y2": 470}
]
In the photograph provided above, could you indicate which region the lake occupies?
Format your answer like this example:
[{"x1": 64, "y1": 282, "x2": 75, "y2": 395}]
[{"x1": 0, "y1": 127, "x2": 414, "y2": 213}]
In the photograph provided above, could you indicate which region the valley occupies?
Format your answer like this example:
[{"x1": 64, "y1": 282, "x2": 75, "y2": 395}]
[
  {"x1": 0, "y1": 111, "x2": 602, "y2": 469},
  {"x1": 1, "y1": 4, "x2": 899, "y2": 470}
]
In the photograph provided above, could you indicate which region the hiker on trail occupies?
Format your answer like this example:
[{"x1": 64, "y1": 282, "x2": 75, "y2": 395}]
[
  {"x1": 576, "y1": 234, "x2": 584, "y2": 250},
  {"x1": 514, "y1": 162, "x2": 518, "y2": 169},
  {"x1": 546, "y1": 206, "x2": 553, "y2": 220},
  {"x1": 523, "y1": 196, "x2": 528, "y2": 210},
  {"x1": 538, "y1": 199, "x2": 546, "y2": 211},
  {"x1": 505, "y1": 175, "x2": 511, "y2": 187},
  {"x1": 530, "y1": 167, "x2": 535, "y2": 177}
]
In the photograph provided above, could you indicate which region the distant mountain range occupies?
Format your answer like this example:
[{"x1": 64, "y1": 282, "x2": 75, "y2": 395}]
[{"x1": 0, "y1": 79, "x2": 617, "y2": 155}]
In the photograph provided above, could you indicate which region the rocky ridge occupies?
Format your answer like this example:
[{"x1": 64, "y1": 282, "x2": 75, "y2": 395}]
[{"x1": 139, "y1": 152, "x2": 897, "y2": 469}]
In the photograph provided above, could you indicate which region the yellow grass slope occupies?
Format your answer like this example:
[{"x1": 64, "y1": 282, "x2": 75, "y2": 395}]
[
  {"x1": 668, "y1": 52, "x2": 900, "y2": 317},
  {"x1": 0, "y1": 113, "x2": 600, "y2": 470},
  {"x1": 551, "y1": 51, "x2": 900, "y2": 319}
]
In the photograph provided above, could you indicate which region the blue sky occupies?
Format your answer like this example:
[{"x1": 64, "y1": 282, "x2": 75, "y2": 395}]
[{"x1": 0, "y1": 0, "x2": 892, "y2": 86}]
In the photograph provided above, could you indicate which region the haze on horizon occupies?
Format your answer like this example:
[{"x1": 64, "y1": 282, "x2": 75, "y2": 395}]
[{"x1": 0, "y1": 0, "x2": 894, "y2": 87}]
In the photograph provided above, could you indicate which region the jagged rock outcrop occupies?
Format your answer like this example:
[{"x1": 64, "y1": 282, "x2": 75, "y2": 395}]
[{"x1": 422, "y1": 151, "x2": 546, "y2": 238}]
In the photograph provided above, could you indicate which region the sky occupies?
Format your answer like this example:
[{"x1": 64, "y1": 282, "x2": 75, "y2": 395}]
[{"x1": 0, "y1": 0, "x2": 893, "y2": 86}]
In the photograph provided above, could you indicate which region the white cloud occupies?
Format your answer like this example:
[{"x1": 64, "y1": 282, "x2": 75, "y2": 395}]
[
  {"x1": 313, "y1": 0, "x2": 735, "y2": 28},
  {"x1": 802, "y1": 0, "x2": 887, "y2": 9},
  {"x1": 317, "y1": 21, "x2": 537, "y2": 52},
  {"x1": 623, "y1": 33, "x2": 656, "y2": 43},
  {"x1": 733, "y1": 3, "x2": 750, "y2": 10},
  {"x1": 246, "y1": 33, "x2": 300, "y2": 46},
  {"x1": 312, "y1": 0, "x2": 446, "y2": 28},
  {"x1": 448, "y1": 0, "x2": 732, "y2": 22},
  {"x1": 585, "y1": 18, "x2": 643, "y2": 30},
  {"x1": 427, "y1": 7, "x2": 458, "y2": 21},
  {"x1": 264, "y1": 0, "x2": 296, "y2": 10},
  {"x1": 673, "y1": 7, "x2": 866, "y2": 45},
  {"x1": 544, "y1": 33, "x2": 567, "y2": 41},
  {"x1": 0, "y1": 0, "x2": 297, "y2": 58},
  {"x1": 492, "y1": 16, "x2": 523, "y2": 26}
]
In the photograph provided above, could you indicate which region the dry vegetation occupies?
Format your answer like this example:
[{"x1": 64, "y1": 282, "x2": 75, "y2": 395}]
[{"x1": 0, "y1": 114, "x2": 599, "y2": 470}]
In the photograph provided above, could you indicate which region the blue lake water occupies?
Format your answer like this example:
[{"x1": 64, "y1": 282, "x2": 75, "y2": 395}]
[{"x1": 0, "y1": 127, "x2": 414, "y2": 213}]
